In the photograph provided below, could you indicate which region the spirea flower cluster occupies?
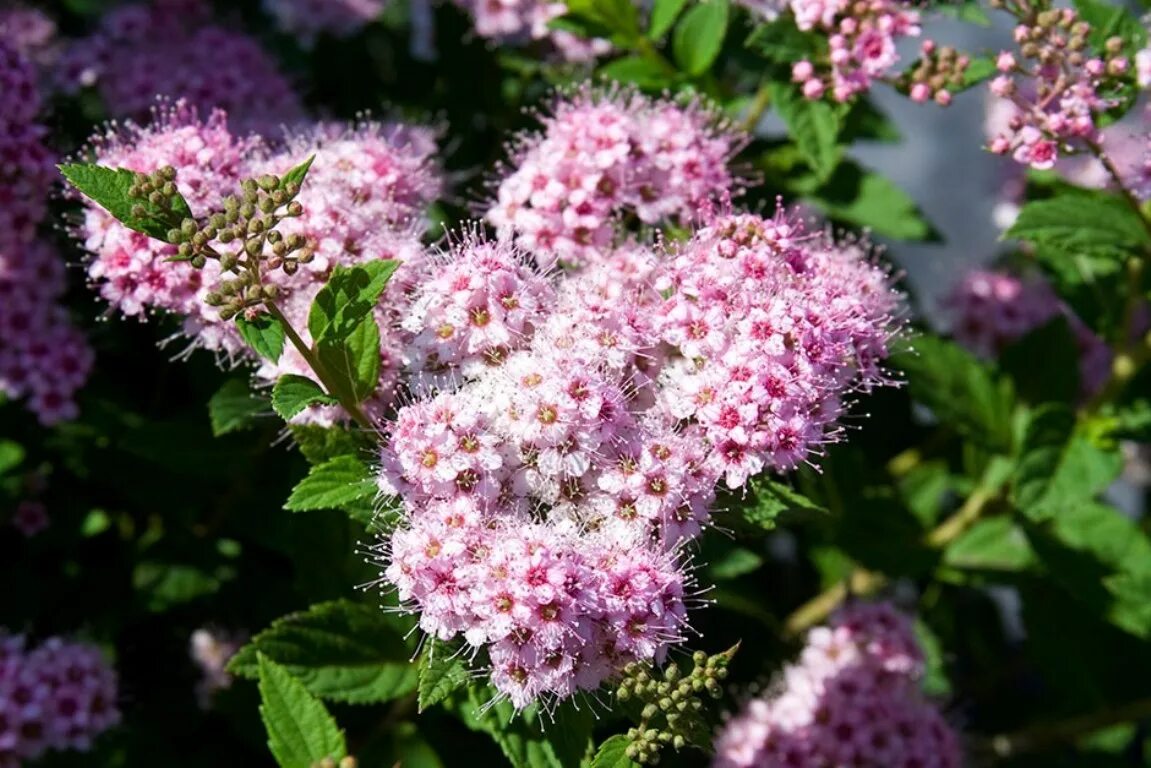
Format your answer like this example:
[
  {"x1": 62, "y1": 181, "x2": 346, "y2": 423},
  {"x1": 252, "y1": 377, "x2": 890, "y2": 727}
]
[
  {"x1": 945, "y1": 268, "x2": 1111, "y2": 396},
  {"x1": 0, "y1": 42, "x2": 93, "y2": 425},
  {"x1": 712, "y1": 603, "x2": 961, "y2": 768},
  {"x1": 449, "y1": 0, "x2": 610, "y2": 62},
  {"x1": 262, "y1": 0, "x2": 387, "y2": 47},
  {"x1": 487, "y1": 89, "x2": 742, "y2": 266},
  {"x1": 57, "y1": 0, "x2": 304, "y2": 134},
  {"x1": 987, "y1": 7, "x2": 1131, "y2": 170},
  {"x1": 0, "y1": 6, "x2": 58, "y2": 69},
  {"x1": 0, "y1": 634, "x2": 120, "y2": 767},
  {"x1": 377, "y1": 206, "x2": 902, "y2": 707},
  {"x1": 77, "y1": 103, "x2": 442, "y2": 392},
  {"x1": 782, "y1": 0, "x2": 923, "y2": 102}
]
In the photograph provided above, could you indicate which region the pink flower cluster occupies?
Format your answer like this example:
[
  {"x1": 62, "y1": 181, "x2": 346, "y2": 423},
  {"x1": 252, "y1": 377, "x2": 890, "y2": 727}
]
[
  {"x1": 0, "y1": 43, "x2": 93, "y2": 424},
  {"x1": 0, "y1": 6, "x2": 58, "y2": 70},
  {"x1": 77, "y1": 104, "x2": 442, "y2": 408},
  {"x1": 987, "y1": 10, "x2": 1130, "y2": 170},
  {"x1": 0, "y1": 634, "x2": 120, "y2": 767},
  {"x1": 787, "y1": 0, "x2": 922, "y2": 102},
  {"x1": 945, "y1": 268, "x2": 1112, "y2": 396},
  {"x1": 712, "y1": 603, "x2": 961, "y2": 768},
  {"x1": 377, "y1": 210, "x2": 900, "y2": 706},
  {"x1": 449, "y1": 0, "x2": 610, "y2": 62},
  {"x1": 487, "y1": 89, "x2": 742, "y2": 266},
  {"x1": 57, "y1": 0, "x2": 304, "y2": 135},
  {"x1": 263, "y1": 0, "x2": 387, "y2": 46}
]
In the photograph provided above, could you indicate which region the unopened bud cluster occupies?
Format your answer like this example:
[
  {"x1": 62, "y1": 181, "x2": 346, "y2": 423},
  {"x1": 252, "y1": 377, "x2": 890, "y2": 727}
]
[
  {"x1": 903, "y1": 41, "x2": 970, "y2": 106},
  {"x1": 130, "y1": 167, "x2": 316, "y2": 322},
  {"x1": 615, "y1": 650, "x2": 731, "y2": 764},
  {"x1": 987, "y1": 0, "x2": 1131, "y2": 169},
  {"x1": 310, "y1": 757, "x2": 357, "y2": 768}
]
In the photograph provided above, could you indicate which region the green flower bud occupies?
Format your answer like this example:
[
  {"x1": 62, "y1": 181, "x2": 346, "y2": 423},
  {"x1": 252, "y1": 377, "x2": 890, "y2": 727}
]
[
  {"x1": 641, "y1": 703, "x2": 658, "y2": 719},
  {"x1": 219, "y1": 306, "x2": 237, "y2": 321},
  {"x1": 190, "y1": 254, "x2": 207, "y2": 269},
  {"x1": 259, "y1": 196, "x2": 276, "y2": 214},
  {"x1": 258, "y1": 174, "x2": 279, "y2": 191},
  {"x1": 130, "y1": 204, "x2": 148, "y2": 219},
  {"x1": 672, "y1": 735, "x2": 685, "y2": 750},
  {"x1": 284, "y1": 260, "x2": 299, "y2": 276},
  {"x1": 166, "y1": 228, "x2": 183, "y2": 243},
  {"x1": 148, "y1": 190, "x2": 165, "y2": 207},
  {"x1": 287, "y1": 200, "x2": 303, "y2": 216},
  {"x1": 285, "y1": 181, "x2": 301, "y2": 197},
  {"x1": 159, "y1": 165, "x2": 177, "y2": 181},
  {"x1": 204, "y1": 292, "x2": 224, "y2": 306},
  {"x1": 263, "y1": 284, "x2": 281, "y2": 300},
  {"x1": 245, "y1": 239, "x2": 262, "y2": 258}
]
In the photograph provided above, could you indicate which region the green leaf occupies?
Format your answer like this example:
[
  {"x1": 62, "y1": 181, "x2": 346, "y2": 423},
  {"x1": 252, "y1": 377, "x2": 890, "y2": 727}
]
[
  {"x1": 935, "y1": 0, "x2": 990, "y2": 24},
  {"x1": 0, "y1": 440, "x2": 25, "y2": 476},
  {"x1": 648, "y1": 0, "x2": 689, "y2": 39},
  {"x1": 730, "y1": 477, "x2": 827, "y2": 532},
  {"x1": 285, "y1": 455, "x2": 376, "y2": 513},
  {"x1": 1000, "y1": 316, "x2": 1081, "y2": 406},
  {"x1": 418, "y1": 641, "x2": 471, "y2": 713},
  {"x1": 257, "y1": 654, "x2": 347, "y2": 768},
  {"x1": 1006, "y1": 191, "x2": 1151, "y2": 255},
  {"x1": 208, "y1": 378, "x2": 268, "y2": 436},
  {"x1": 892, "y1": 336, "x2": 1015, "y2": 450},
  {"x1": 704, "y1": 545, "x2": 764, "y2": 580},
  {"x1": 944, "y1": 516, "x2": 1036, "y2": 571},
  {"x1": 315, "y1": 316, "x2": 382, "y2": 403},
  {"x1": 913, "y1": 620, "x2": 952, "y2": 697},
  {"x1": 282, "y1": 154, "x2": 316, "y2": 190},
  {"x1": 745, "y1": 18, "x2": 820, "y2": 65},
  {"x1": 449, "y1": 686, "x2": 592, "y2": 768},
  {"x1": 289, "y1": 425, "x2": 367, "y2": 465},
  {"x1": 236, "y1": 314, "x2": 286, "y2": 363},
  {"x1": 272, "y1": 375, "x2": 338, "y2": 421},
  {"x1": 801, "y1": 161, "x2": 936, "y2": 240},
  {"x1": 590, "y1": 735, "x2": 639, "y2": 768},
  {"x1": 563, "y1": 0, "x2": 642, "y2": 44},
  {"x1": 770, "y1": 81, "x2": 841, "y2": 181},
  {"x1": 1074, "y1": 0, "x2": 1147, "y2": 55},
  {"x1": 672, "y1": 0, "x2": 729, "y2": 76},
  {"x1": 599, "y1": 55, "x2": 672, "y2": 89},
  {"x1": 1012, "y1": 405, "x2": 1123, "y2": 521},
  {"x1": 59, "y1": 163, "x2": 192, "y2": 241},
  {"x1": 234, "y1": 601, "x2": 419, "y2": 705},
  {"x1": 307, "y1": 260, "x2": 399, "y2": 344},
  {"x1": 133, "y1": 562, "x2": 227, "y2": 612}
]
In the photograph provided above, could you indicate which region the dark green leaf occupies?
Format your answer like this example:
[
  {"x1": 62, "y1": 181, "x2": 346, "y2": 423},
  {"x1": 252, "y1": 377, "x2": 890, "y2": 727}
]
[
  {"x1": 1006, "y1": 191, "x2": 1150, "y2": 255},
  {"x1": 418, "y1": 641, "x2": 471, "y2": 713},
  {"x1": 307, "y1": 259, "x2": 399, "y2": 344},
  {"x1": 208, "y1": 378, "x2": 268, "y2": 436},
  {"x1": 59, "y1": 163, "x2": 192, "y2": 241},
  {"x1": 1012, "y1": 404, "x2": 1123, "y2": 521},
  {"x1": 285, "y1": 455, "x2": 376, "y2": 513},
  {"x1": 935, "y1": 1, "x2": 990, "y2": 24},
  {"x1": 257, "y1": 654, "x2": 346, "y2": 768},
  {"x1": 236, "y1": 314, "x2": 286, "y2": 363},
  {"x1": 770, "y1": 81, "x2": 841, "y2": 181},
  {"x1": 648, "y1": 0, "x2": 689, "y2": 39},
  {"x1": 590, "y1": 735, "x2": 639, "y2": 768},
  {"x1": 599, "y1": 55, "x2": 673, "y2": 89},
  {"x1": 272, "y1": 375, "x2": 338, "y2": 421},
  {"x1": 913, "y1": 620, "x2": 952, "y2": 697},
  {"x1": 562, "y1": 0, "x2": 641, "y2": 45},
  {"x1": 944, "y1": 516, "x2": 1036, "y2": 571},
  {"x1": 1074, "y1": 0, "x2": 1147, "y2": 55},
  {"x1": 672, "y1": 0, "x2": 729, "y2": 76},
  {"x1": 730, "y1": 476, "x2": 827, "y2": 532},
  {"x1": 1000, "y1": 316, "x2": 1081, "y2": 406},
  {"x1": 0, "y1": 440, "x2": 25, "y2": 476},
  {"x1": 234, "y1": 601, "x2": 419, "y2": 704},
  {"x1": 289, "y1": 425, "x2": 368, "y2": 465},
  {"x1": 802, "y1": 162, "x2": 936, "y2": 240},
  {"x1": 893, "y1": 336, "x2": 1014, "y2": 450},
  {"x1": 744, "y1": 17, "x2": 819, "y2": 65}
]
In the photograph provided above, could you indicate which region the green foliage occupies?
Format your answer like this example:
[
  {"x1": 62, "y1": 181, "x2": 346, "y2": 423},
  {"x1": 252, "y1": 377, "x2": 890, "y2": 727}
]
[
  {"x1": 59, "y1": 163, "x2": 192, "y2": 241},
  {"x1": 417, "y1": 640, "x2": 471, "y2": 713},
  {"x1": 233, "y1": 601, "x2": 419, "y2": 704},
  {"x1": 237, "y1": 314, "x2": 288, "y2": 362},
  {"x1": 284, "y1": 455, "x2": 377, "y2": 514},
  {"x1": 590, "y1": 736, "x2": 639, "y2": 768},
  {"x1": 208, "y1": 378, "x2": 269, "y2": 435},
  {"x1": 1000, "y1": 317, "x2": 1082, "y2": 406},
  {"x1": 258, "y1": 654, "x2": 347, "y2": 767},
  {"x1": 272, "y1": 375, "x2": 338, "y2": 420},
  {"x1": 648, "y1": 0, "x2": 689, "y2": 40},
  {"x1": 726, "y1": 476, "x2": 827, "y2": 532},
  {"x1": 1006, "y1": 191, "x2": 1151, "y2": 262},
  {"x1": 672, "y1": 0, "x2": 729, "y2": 76},
  {"x1": 769, "y1": 81, "x2": 841, "y2": 181}
]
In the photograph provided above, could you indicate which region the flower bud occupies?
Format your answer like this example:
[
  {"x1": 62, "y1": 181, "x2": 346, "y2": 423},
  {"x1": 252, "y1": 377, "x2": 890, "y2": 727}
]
[
  {"x1": 258, "y1": 174, "x2": 279, "y2": 191},
  {"x1": 287, "y1": 201, "x2": 304, "y2": 217},
  {"x1": 190, "y1": 254, "x2": 207, "y2": 269}
]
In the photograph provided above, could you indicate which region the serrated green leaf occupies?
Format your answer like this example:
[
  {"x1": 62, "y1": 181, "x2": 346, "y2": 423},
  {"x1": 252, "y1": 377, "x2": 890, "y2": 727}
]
[
  {"x1": 236, "y1": 314, "x2": 286, "y2": 362},
  {"x1": 315, "y1": 316, "x2": 381, "y2": 404},
  {"x1": 449, "y1": 685, "x2": 591, "y2": 768},
  {"x1": 59, "y1": 163, "x2": 192, "y2": 241},
  {"x1": 1000, "y1": 316, "x2": 1081, "y2": 406},
  {"x1": 282, "y1": 154, "x2": 316, "y2": 190},
  {"x1": 208, "y1": 378, "x2": 268, "y2": 436},
  {"x1": 944, "y1": 516, "x2": 1036, "y2": 571},
  {"x1": 1006, "y1": 191, "x2": 1150, "y2": 255},
  {"x1": 802, "y1": 161, "x2": 936, "y2": 241},
  {"x1": 672, "y1": 0, "x2": 729, "y2": 76},
  {"x1": 590, "y1": 735, "x2": 639, "y2": 768},
  {"x1": 272, "y1": 375, "x2": 338, "y2": 421},
  {"x1": 744, "y1": 18, "x2": 820, "y2": 65},
  {"x1": 732, "y1": 477, "x2": 827, "y2": 532},
  {"x1": 563, "y1": 0, "x2": 641, "y2": 44},
  {"x1": 1074, "y1": 0, "x2": 1147, "y2": 55},
  {"x1": 892, "y1": 336, "x2": 1014, "y2": 451},
  {"x1": 285, "y1": 455, "x2": 376, "y2": 513},
  {"x1": 307, "y1": 259, "x2": 399, "y2": 344},
  {"x1": 648, "y1": 0, "x2": 689, "y2": 39},
  {"x1": 1012, "y1": 404, "x2": 1123, "y2": 521},
  {"x1": 418, "y1": 641, "x2": 471, "y2": 713},
  {"x1": 257, "y1": 654, "x2": 347, "y2": 768},
  {"x1": 913, "y1": 620, "x2": 952, "y2": 697},
  {"x1": 289, "y1": 425, "x2": 367, "y2": 465},
  {"x1": 234, "y1": 602, "x2": 418, "y2": 705},
  {"x1": 770, "y1": 81, "x2": 841, "y2": 181}
]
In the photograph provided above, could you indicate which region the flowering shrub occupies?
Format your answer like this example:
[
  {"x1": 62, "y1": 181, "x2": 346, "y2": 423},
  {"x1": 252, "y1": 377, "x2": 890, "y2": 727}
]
[{"x1": 4, "y1": 0, "x2": 1151, "y2": 766}]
